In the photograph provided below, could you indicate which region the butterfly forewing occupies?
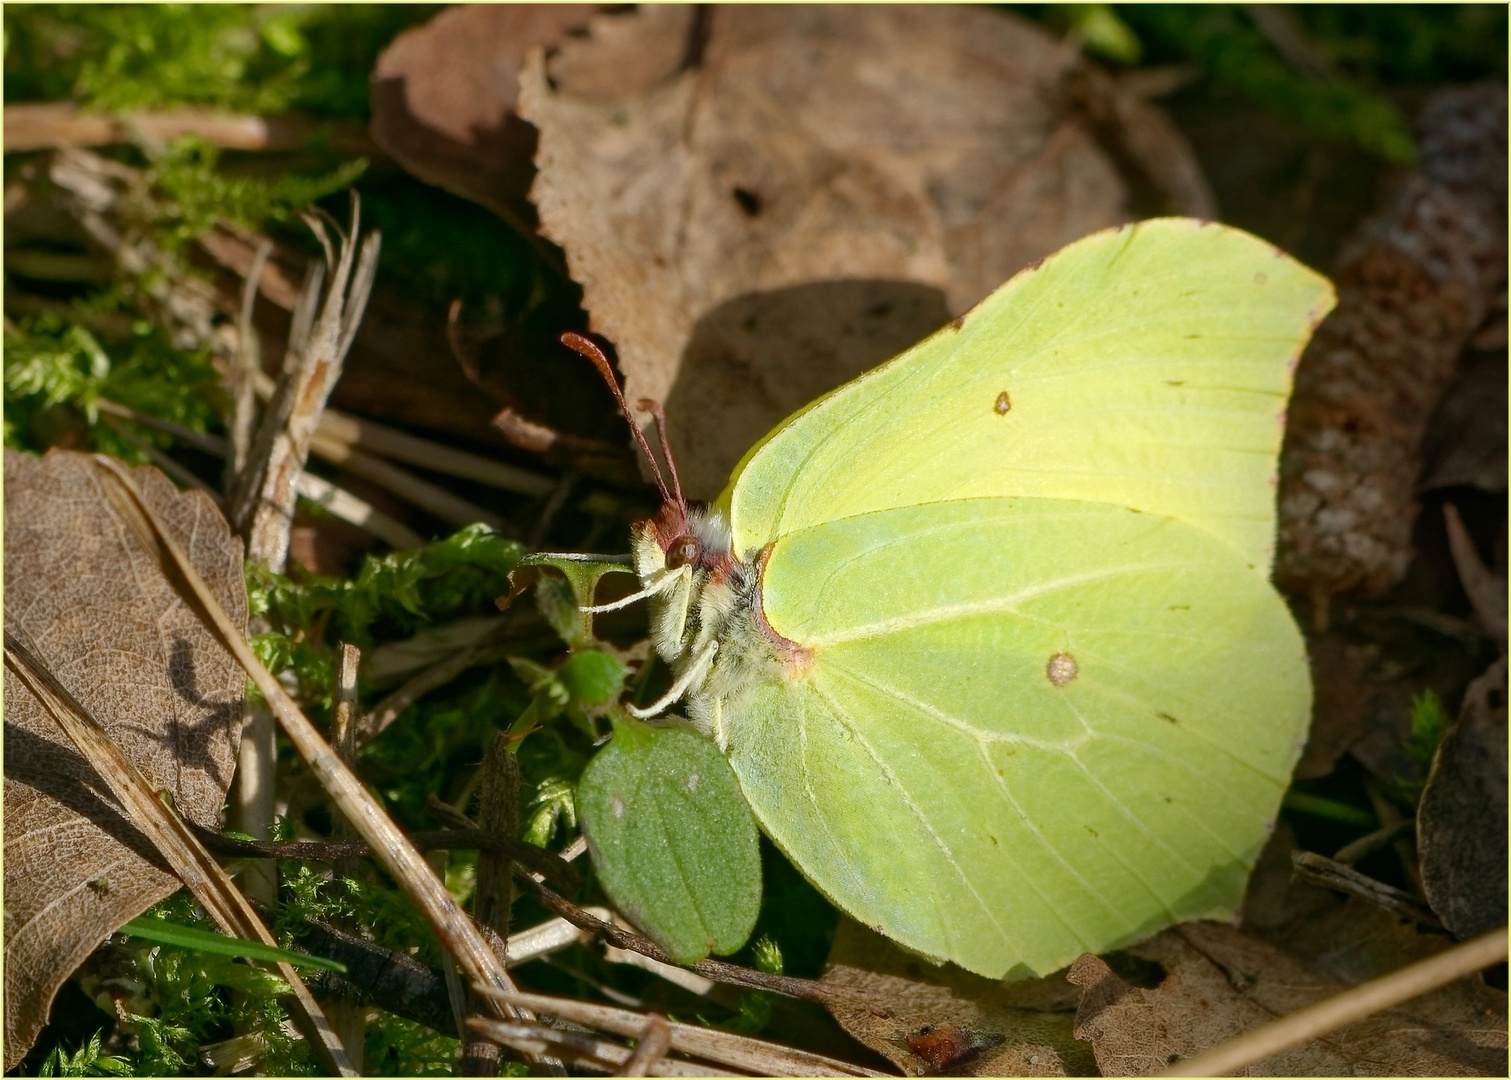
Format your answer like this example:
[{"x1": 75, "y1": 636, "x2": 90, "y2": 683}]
[{"x1": 723, "y1": 218, "x2": 1335, "y2": 572}]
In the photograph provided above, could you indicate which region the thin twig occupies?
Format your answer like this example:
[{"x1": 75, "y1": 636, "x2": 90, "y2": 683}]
[
  {"x1": 2, "y1": 101, "x2": 377, "y2": 155},
  {"x1": 327, "y1": 643, "x2": 366, "y2": 1073},
  {"x1": 1290, "y1": 851, "x2": 1441, "y2": 926},
  {"x1": 93, "y1": 397, "x2": 424, "y2": 548},
  {"x1": 465, "y1": 735, "x2": 521, "y2": 1074},
  {"x1": 529, "y1": 471, "x2": 578, "y2": 548},
  {"x1": 98, "y1": 415, "x2": 222, "y2": 503},
  {"x1": 316, "y1": 409, "x2": 554, "y2": 496},
  {"x1": 464, "y1": 1017, "x2": 746, "y2": 1078},
  {"x1": 3, "y1": 631, "x2": 356, "y2": 1077},
  {"x1": 1158, "y1": 926, "x2": 1508, "y2": 1077},
  {"x1": 90, "y1": 458, "x2": 542, "y2": 1052},
  {"x1": 307, "y1": 429, "x2": 510, "y2": 533},
  {"x1": 621, "y1": 1014, "x2": 673, "y2": 1078},
  {"x1": 94, "y1": 398, "x2": 226, "y2": 455},
  {"x1": 513, "y1": 876, "x2": 853, "y2": 1007},
  {"x1": 230, "y1": 239, "x2": 273, "y2": 486},
  {"x1": 475, "y1": 988, "x2": 887, "y2": 1078},
  {"x1": 1444, "y1": 502, "x2": 1508, "y2": 650},
  {"x1": 189, "y1": 824, "x2": 581, "y2": 890},
  {"x1": 1332, "y1": 821, "x2": 1414, "y2": 866}
]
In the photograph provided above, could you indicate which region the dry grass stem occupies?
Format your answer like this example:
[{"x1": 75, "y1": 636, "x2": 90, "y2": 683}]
[
  {"x1": 96, "y1": 397, "x2": 423, "y2": 549},
  {"x1": 1158, "y1": 926, "x2": 1509, "y2": 1077},
  {"x1": 463, "y1": 1017, "x2": 745, "y2": 1078},
  {"x1": 90, "y1": 457, "x2": 542, "y2": 1048},
  {"x1": 293, "y1": 471, "x2": 426, "y2": 549},
  {"x1": 230, "y1": 239, "x2": 273, "y2": 482},
  {"x1": 619, "y1": 1013, "x2": 672, "y2": 1078},
  {"x1": 315, "y1": 409, "x2": 554, "y2": 496},
  {"x1": 514, "y1": 875, "x2": 854, "y2": 1007},
  {"x1": 229, "y1": 196, "x2": 379, "y2": 570},
  {"x1": 475, "y1": 988, "x2": 887, "y2": 1077},
  {"x1": 2, "y1": 631, "x2": 356, "y2": 1077},
  {"x1": 307, "y1": 429, "x2": 509, "y2": 533},
  {"x1": 2, "y1": 101, "x2": 376, "y2": 154},
  {"x1": 1290, "y1": 851, "x2": 1441, "y2": 925}
]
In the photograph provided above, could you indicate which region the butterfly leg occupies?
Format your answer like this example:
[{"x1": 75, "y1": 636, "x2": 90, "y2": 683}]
[
  {"x1": 626, "y1": 640, "x2": 718, "y2": 720},
  {"x1": 579, "y1": 564, "x2": 691, "y2": 613}
]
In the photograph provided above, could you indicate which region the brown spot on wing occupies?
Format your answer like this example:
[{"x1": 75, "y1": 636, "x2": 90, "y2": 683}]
[{"x1": 1046, "y1": 652, "x2": 1078, "y2": 687}]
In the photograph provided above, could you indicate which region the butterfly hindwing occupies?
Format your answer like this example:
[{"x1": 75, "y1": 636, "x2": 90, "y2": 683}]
[{"x1": 729, "y1": 497, "x2": 1309, "y2": 978}]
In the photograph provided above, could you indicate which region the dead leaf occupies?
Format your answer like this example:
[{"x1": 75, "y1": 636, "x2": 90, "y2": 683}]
[
  {"x1": 369, "y1": 3, "x2": 601, "y2": 234},
  {"x1": 519, "y1": 4, "x2": 1134, "y2": 498},
  {"x1": 1238, "y1": 821, "x2": 1341, "y2": 936},
  {"x1": 819, "y1": 918, "x2": 1094, "y2": 1077},
  {"x1": 1295, "y1": 633, "x2": 1381, "y2": 780},
  {"x1": 1419, "y1": 351, "x2": 1508, "y2": 495},
  {"x1": 1418, "y1": 657, "x2": 1508, "y2": 939},
  {"x1": 1067, "y1": 920, "x2": 1506, "y2": 1076},
  {"x1": 3, "y1": 450, "x2": 248, "y2": 1069}
]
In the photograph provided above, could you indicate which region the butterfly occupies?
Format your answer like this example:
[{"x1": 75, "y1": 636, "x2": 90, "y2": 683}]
[{"x1": 560, "y1": 218, "x2": 1334, "y2": 979}]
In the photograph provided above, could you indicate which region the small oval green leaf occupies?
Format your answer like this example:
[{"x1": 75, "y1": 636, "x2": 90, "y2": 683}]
[{"x1": 577, "y1": 721, "x2": 761, "y2": 965}]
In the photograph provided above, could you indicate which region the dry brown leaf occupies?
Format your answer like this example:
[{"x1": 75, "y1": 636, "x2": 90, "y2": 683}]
[
  {"x1": 1294, "y1": 634, "x2": 1381, "y2": 780},
  {"x1": 1419, "y1": 351, "x2": 1509, "y2": 494},
  {"x1": 1418, "y1": 657, "x2": 1508, "y2": 939},
  {"x1": 3, "y1": 449, "x2": 247, "y2": 1069},
  {"x1": 369, "y1": 3, "x2": 601, "y2": 234},
  {"x1": 1067, "y1": 920, "x2": 1506, "y2": 1076},
  {"x1": 519, "y1": 3, "x2": 1134, "y2": 498},
  {"x1": 819, "y1": 918, "x2": 1094, "y2": 1077}
]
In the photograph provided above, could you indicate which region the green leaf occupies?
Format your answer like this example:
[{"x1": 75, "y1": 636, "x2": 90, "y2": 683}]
[
  {"x1": 120, "y1": 916, "x2": 347, "y2": 973},
  {"x1": 1060, "y1": 3, "x2": 1142, "y2": 64},
  {"x1": 577, "y1": 719, "x2": 761, "y2": 965},
  {"x1": 558, "y1": 649, "x2": 629, "y2": 707}
]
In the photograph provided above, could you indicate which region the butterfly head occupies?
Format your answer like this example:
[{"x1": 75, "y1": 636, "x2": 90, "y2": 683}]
[{"x1": 561, "y1": 332, "x2": 739, "y2": 582}]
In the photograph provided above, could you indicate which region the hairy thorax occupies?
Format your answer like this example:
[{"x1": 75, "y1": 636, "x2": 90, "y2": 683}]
[{"x1": 631, "y1": 504, "x2": 809, "y2": 749}]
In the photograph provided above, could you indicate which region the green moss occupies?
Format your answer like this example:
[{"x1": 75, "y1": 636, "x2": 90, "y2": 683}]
[{"x1": 4, "y1": 4, "x2": 433, "y2": 117}]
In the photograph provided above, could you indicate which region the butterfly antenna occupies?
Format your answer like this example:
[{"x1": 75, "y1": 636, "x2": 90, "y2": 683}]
[
  {"x1": 635, "y1": 398, "x2": 685, "y2": 511},
  {"x1": 560, "y1": 332, "x2": 675, "y2": 507}
]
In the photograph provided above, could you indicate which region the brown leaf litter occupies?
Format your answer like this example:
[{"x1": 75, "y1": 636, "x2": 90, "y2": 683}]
[
  {"x1": 517, "y1": 4, "x2": 1210, "y2": 498},
  {"x1": 2, "y1": 450, "x2": 247, "y2": 1069},
  {"x1": 1068, "y1": 921, "x2": 1504, "y2": 1076},
  {"x1": 1417, "y1": 657, "x2": 1508, "y2": 939}
]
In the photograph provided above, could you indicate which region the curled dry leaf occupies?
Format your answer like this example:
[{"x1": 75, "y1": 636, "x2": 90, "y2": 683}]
[
  {"x1": 1068, "y1": 920, "x2": 1506, "y2": 1076},
  {"x1": 1418, "y1": 657, "x2": 1508, "y2": 939},
  {"x1": 1276, "y1": 84, "x2": 1508, "y2": 600},
  {"x1": 2, "y1": 449, "x2": 247, "y2": 1069},
  {"x1": 819, "y1": 919, "x2": 1092, "y2": 1077},
  {"x1": 520, "y1": 3, "x2": 1142, "y2": 498}
]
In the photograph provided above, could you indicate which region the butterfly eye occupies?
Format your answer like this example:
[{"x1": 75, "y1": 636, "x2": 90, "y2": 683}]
[{"x1": 667, "y1": 535, "x2": 702, "y2": 569}]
